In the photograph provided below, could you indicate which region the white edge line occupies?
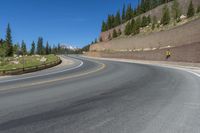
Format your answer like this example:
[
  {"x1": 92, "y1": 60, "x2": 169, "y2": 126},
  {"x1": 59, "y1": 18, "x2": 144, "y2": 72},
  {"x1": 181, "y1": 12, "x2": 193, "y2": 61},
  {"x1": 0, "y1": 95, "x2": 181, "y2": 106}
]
[
  {"x1": 168, "y1": 66, "x2": 200, "y2": 78},
  {"x1": 0, "y1": 58, "x2": 84, "y2": 83},
  {"x1": 84, "y1": 56, "x2": 200, "y2": 78}
]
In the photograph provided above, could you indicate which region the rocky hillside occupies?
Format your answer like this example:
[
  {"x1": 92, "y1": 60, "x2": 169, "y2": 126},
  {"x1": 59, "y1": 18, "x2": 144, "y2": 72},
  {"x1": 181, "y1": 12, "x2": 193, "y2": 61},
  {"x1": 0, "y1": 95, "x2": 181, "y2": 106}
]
[
  {"x1": 100, "y1": 0, "x2": 200, "y2": 42},
  {"x1": 87, "y1": 0, "x2": 200, "y2": 63},
  {"x1": 91, "y1": 17, "x2": 200, "y2": 51}
]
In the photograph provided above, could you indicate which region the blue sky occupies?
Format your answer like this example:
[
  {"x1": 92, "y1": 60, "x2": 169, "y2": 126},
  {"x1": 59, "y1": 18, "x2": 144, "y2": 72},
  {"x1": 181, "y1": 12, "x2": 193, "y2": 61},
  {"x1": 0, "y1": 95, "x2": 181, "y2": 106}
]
[{"x1": 0, "y1": 0, "x2": 139, "y2": 49}]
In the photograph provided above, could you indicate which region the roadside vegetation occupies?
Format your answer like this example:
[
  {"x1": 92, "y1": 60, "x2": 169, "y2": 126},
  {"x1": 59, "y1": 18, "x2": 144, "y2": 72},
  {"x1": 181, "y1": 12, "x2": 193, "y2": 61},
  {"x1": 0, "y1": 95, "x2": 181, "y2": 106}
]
[
  {"x1": 0, "y1": 23, "x2": 79, "y2": 71},
  {"x1": 0, "y1": 54, "x2": 58, "y2": 71}
]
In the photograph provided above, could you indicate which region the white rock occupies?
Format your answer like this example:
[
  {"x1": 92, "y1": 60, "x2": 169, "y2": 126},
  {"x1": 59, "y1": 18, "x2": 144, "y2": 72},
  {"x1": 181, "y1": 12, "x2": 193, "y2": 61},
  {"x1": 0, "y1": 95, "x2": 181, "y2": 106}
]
[
  {"x1": 35, "y1": 55, "x2": 40, "y2": 57},
  {"x1": 11, "y1": 61, "x2": 19, "y2": 64},
  {"x1": 40, "y1": 57, "x2": 47, "y2": 62},
  {"x1": 180, "y1": 15, "x2": 186, "y2": 20}
]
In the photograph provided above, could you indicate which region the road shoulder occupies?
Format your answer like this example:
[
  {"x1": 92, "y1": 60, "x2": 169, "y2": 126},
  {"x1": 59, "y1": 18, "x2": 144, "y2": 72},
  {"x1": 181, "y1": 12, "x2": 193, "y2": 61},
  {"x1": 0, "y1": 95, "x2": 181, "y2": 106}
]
[{"x1": 83, "y1": 55, "x2": 200, "y2": 77}]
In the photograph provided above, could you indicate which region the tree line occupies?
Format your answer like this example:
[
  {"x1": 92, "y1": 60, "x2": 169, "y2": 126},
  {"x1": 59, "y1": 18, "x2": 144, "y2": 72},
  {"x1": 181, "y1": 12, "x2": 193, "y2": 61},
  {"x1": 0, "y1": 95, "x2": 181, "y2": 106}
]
[
  {"x1": 101, "y1": 0, "x2": 174, "y2": 32},
  {"x1": 0, "y1": 25, "x2": 78, "y2": 58}
]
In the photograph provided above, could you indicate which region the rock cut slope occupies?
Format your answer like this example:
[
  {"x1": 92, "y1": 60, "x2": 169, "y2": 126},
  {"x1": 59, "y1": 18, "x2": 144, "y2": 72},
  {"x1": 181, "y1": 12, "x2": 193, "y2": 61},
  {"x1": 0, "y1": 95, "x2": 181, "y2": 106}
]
[{"x1": 90, "y1": 18, "x2": 200, "y2": 52}]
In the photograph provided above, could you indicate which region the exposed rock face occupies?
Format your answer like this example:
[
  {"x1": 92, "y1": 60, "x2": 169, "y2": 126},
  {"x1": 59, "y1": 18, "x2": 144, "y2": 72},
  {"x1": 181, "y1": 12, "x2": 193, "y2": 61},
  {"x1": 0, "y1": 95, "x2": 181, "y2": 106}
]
[{"x1": 100, "y1": 0, "x2": 200, "y2": 42}]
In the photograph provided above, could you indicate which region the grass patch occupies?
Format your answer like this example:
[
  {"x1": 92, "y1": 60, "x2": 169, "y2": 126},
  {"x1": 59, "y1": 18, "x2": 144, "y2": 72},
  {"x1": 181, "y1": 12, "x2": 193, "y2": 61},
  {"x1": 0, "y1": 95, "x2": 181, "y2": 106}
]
[{"x1": 0, "y1": 54, "x2": 59, "y2": 71}]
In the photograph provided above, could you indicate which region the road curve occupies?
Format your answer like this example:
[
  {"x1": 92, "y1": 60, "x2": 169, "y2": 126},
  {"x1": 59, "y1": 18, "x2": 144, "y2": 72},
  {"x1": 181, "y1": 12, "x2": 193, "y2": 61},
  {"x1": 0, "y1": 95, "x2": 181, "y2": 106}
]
[{"x1": 0, "y1": 55, "x2": 200, "y2": 133}]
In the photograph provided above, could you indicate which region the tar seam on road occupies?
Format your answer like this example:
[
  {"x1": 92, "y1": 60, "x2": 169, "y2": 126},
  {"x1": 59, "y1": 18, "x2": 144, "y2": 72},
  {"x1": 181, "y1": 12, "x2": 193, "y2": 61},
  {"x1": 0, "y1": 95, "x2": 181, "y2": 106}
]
[{"x1": 0, "y1": 62, "x2": 106, "y2": 91}]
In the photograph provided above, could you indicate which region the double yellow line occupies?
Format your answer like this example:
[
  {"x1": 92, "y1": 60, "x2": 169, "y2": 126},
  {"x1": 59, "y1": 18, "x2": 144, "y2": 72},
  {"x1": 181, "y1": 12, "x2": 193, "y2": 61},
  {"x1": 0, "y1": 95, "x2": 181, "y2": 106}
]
[{"x1": 0, "y1": 62, "x2": 106, "y2": 91}]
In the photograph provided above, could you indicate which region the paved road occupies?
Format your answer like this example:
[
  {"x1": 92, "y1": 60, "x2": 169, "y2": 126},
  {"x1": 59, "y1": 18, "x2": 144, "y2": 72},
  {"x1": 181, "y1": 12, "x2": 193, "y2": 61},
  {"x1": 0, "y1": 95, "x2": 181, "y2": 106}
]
[{"x1": 0, "y1": 55, "x2": 200, "y2": 133}]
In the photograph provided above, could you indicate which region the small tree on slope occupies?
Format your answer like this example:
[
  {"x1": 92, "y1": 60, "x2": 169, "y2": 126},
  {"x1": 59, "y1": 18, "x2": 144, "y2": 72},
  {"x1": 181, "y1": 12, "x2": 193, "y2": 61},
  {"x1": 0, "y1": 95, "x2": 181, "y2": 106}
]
[
  {"x1": 187, "y1": 1, "x2": 195, "y2": 18},
  {"x1": 171, "y1": 0, "x2": 181, "y2": 21},
  {"x1": 161, "y1": 5, "x2": 170, "y2": 25}
]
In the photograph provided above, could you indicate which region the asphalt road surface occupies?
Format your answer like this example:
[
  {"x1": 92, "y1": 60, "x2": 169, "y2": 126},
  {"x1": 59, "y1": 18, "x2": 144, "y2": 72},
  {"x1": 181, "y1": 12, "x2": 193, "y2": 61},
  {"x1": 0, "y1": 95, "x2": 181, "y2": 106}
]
[{"x1": 0, "y1": 55, "x2": 200, "y2": 133}]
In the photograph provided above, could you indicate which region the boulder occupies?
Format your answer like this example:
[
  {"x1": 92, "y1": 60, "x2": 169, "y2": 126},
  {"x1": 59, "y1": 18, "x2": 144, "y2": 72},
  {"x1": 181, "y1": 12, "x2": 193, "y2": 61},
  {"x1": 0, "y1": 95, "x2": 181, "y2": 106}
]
[{"x1": 180, "y1": 15, "x2": 186, "y2": 20}]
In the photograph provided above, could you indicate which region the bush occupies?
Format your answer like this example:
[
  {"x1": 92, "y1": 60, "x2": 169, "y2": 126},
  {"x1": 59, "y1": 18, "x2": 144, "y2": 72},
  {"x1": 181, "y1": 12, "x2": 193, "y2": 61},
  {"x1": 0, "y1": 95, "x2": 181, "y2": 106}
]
[
  {"x1": 161, "y1": 5, "x2": 171, "y2": 25},
  {"x1": 112, "y1": 29, "x2": 118, "y2": 38},
  {"x1": 187, "y1": 1, "x2": 195, "y2": 18},
  {"x1": 118, "y1": 29, "x2": 122, "y2": 36},
  {"x1": 197, "y1": 6, "x2": 200, "y2": 13},
  {"x1": 171, "y1": 0, "x2": 181, "y2": 21},
  {"x1": 152, "y1": 16, "x2": 157, "y2": 30}
]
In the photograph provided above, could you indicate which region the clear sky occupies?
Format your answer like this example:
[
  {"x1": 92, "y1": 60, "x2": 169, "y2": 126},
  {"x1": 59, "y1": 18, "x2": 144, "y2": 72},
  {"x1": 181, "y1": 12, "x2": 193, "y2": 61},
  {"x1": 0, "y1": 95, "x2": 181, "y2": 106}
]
[{"x1": 0, "y1": 0, "x2": 139, "y2": 49}]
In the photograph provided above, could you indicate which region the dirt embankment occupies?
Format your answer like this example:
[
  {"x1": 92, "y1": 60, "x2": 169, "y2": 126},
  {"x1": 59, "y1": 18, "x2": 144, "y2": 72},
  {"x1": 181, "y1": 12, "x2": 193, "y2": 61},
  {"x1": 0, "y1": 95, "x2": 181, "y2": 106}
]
[
  {"x1": 86, "y1": 42, "x2": 200, "y2": 63},
  {"x1": 91, "y1": 18, "x2": 200, "y2": 51},
  {"x1": 87, "y1": 18, "x2": 200, "y2": 63},
  {"x1": 88, "y1": 1, "x2": 200, "y2": 63}
]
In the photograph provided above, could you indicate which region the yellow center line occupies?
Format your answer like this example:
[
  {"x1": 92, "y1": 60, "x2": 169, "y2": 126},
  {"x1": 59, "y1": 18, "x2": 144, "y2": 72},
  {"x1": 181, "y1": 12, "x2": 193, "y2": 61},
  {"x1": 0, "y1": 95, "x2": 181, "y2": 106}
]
[{"x1": 0, "y1": 62, "x2": 106, "y2": 91}]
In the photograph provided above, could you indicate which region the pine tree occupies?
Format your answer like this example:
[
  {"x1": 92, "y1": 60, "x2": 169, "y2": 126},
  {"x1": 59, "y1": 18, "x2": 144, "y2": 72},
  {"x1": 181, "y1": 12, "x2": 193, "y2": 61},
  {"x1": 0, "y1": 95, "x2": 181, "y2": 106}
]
[
  {"x1": 48, "y1": 46, "x2": 52, "y2": 54},
  {"x1": 107, "y1": 15, "x2": 114, "y2": 29},
  {"x1": 171, "y1": 0, "x2": 181, "y2": 21},
  {"x1": 5, "y1": 23, "x2": 13, "y2": 56},
  {"x1": 46, "y1": 42, "x2": 49, "y2": 55},
  {"x1": 101, "y1": 21, "x2": 107, "y2": 32},
  {"x1": 114, "y1": 11, "x2": 121, "y2": 27},
  {"x1": 140, "y1": 0, "x2": 145, "y2": 13},
  {"x1": 134, "y1": 17, "x2": 141, "y2": 35},
  {"x1": 37, "y1": 37, "x2": 43, "y2": 55},
  {"x1": 187, "y1": 1, "x2": 195, "y2": 18},
  {"x1": 197, "y1": 6, "x2": 200, "y2": 13},
  {"x1": 131, "y1": 19, "x2": 136, "y2": 34},
  {"x1": 30, "y1": 41, "x2": 35, "y2": 55},
  {"x1": 124, "y1": 22, "x2": 132, "y2": 35},
  {"x1": 112, "y1": 29, "x2": 118, "y2": 38},
  {"x1": 141, "y1": 0, "x2": 150, "y2": 13},
  {"x1": 161, "y1": 5, "x2": 171, "y2": 25},
  {"x1": 151, "y1": 0, "x2": 159, "y2": 8},
  {"x1": 122, "y1": 4, "x2": 126, "y2": 23},
  {"x1": 136, "y1": 4, "x2": 141, "y2": 15},
  {"x1": 57, "y1": 43, "x2": 61, "y2": 54},
  {"x1": 141, "y1": 16, "x2": 148, "y2": 27},
  {"x1": 0, "y1": 42, "x2": 7, "y2": 61},
  {"x1": 13, "y1": 44, "x2": 20, "y2": 55},
  {"x1": 126, "y1": 4, "x2": 133, "y2": 21},
  {"x1": 21, "y1": 40, "x2": 27, "y2": 55},
  {"x1": 147, "y1": 15, "x2": 151, "y2": 24}
]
